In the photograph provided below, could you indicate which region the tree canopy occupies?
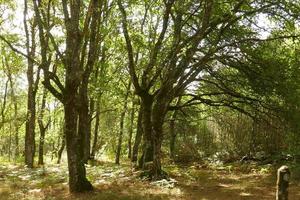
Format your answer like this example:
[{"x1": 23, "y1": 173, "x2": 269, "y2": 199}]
[{"x1": 0, "y1": 0, "x2": 300, "y2": 197}]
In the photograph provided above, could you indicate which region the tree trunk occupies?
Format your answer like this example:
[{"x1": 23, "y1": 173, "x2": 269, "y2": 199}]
[
  {"x1": 169, "y1": 118, "x2": 176, "y2": 160},
  {"x1": 0, "y1": 79, "x2": 8, "y2": 135},
  {"x1": 25, "y1": 85, "x2": 36, "y2": 168},
  {"x1": 63, "y1": 3, "x2": 93, "y2": 191},
  {"x1": 131, "y1": 104, "x2": 143, "y2": 163},
  {"x1": 24, "y1": 0, "x2": 38, "y2": 168},
  {"x1": 64, "y1": 91, "x2": 93, "y2": 192},
  {"x1": 38, "y1": 126, "x2": 46, "y2": 165},
  {"x1": 8, "y1": 123, "x2": 12, "y2": 161},
  {"x1": 137, "y1": 95, "x2": 168, "y2": 180},
  {"x1": 91, "y1": 100, "x2": 100, "y2": 160},
  {"x1": 57, "y1": 134, "x2": 66, "y2": 164},
  {"x1": 138, "y1": 96, "x2": 154, "y2": 169},
  {"x1": 4, "y1": 62, "x2": 20, "y2": 160},
  {"x1": 78, "y1": 80, "x2": 91, "y2": 163},
  {"x1": 152, "y1": 125, "x2": 164, "y2": 179},
  {"x1": 127, "y1": 101, "x2": 135, "y2": 159},
  {"x1": 115, "y1": 81, "x2": 131, "y2": 164},
  {"x1": 151, "y1": 97, "x2": 168, "y2": 179},
  {"x1": 38, "y1": 89, "x2": 48, "y2": 165},
  {"x1": 169, "y1": 97, "x2": 180, "y2": 160},
  {"x1": 32, "y1": 0, "x2": 102, "y2": 193},
  {"x1": 153, "y1": 138, "x2": 163, "y2": 177}
]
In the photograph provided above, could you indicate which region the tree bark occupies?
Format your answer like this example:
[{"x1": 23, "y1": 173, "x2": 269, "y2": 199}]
[
  {"x1": 137, "y1": 94, "x2": 169, "y2": 180},
  {"x1": 77, "y1": 0, "x2": 102, "y2": 164},
  {"x1": 38, "y1": 89, "x2": 49, "y2": 165},
  {"x1": 24, "y1": 0, "x2": 38, "y2": 168},
  {"x1": 0, "y1": 79, "x2": 8, "y2": 135},
  {"x1": 57, "y1": 134, "x2": 66, "y2": 164},
  {"x1": 32, "y1": 0, "x2": 104, "y2": 192},
  {"x1": 138, "y1": 96, "x2": 154, "y2": 169},
  {"x1": 62, "y1": 0, "x2": 94, "y2": 192},
  {"x1": 64, "y1": 87, "x2": 92, "y2": 192},
  {"x1": 91, "y1": 100, "x2": 100, "y2": 160},
  {"x1": 127, "y1": 100, "x2": 135, "y2": 159},
  {"x1": 25, "y1": 84, "x2": 37, "y2": 168},
  {"x1": 131, "y1": 104, "x2": 143, "y2": 163},
  {"x1": 151, "y1": 96, "x2": 169, "y2": 179},
  {"x1": 169, "y1": 97, "x2": 181, "y2": 160},
  {"x1": 78, "y1": 80, "x2": 91, "y2": 163}
]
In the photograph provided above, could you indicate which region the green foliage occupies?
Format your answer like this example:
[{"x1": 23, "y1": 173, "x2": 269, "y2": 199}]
[{"x1": 1, "y1": 1, "x2": 300, "y2": 196}]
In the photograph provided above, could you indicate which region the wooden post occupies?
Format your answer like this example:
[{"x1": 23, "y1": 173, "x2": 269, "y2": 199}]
[{"x1": 276, "y1": 165, "x2": 290, "y2": 200}]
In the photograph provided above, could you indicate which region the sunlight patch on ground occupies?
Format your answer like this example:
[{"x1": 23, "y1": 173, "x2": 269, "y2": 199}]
[
  {"x1": 150, "y1": 178, "x2": 178, "y2": 188},
  {"x1": 218, "y1": 183, "x2": 233, "y2": 188},
  {"x1": 0, "y1": 161, "x2": 299, "y2": 200},
  {"x1": 240, "y1": 192, "x2": 252, "y2": 196}
]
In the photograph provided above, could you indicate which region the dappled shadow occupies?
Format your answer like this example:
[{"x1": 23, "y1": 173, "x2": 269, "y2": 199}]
[
  {"x1": 1, "y1": 162, "x2": 300, "y2": 200},
  {"x1": 0, "y1": 162, "x2": 180, "y2": 200},
  {"x1": 169, "y1": 164, "x2": 300, "y2": 200}
]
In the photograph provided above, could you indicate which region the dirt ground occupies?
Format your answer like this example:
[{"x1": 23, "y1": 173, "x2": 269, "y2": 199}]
[{"x1": 0, "y1": 161, "x2": 299, "y2": 200}]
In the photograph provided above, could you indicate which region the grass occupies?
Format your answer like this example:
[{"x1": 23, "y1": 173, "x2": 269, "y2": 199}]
[{"x1": 0, "y1": 159, "x2": 300, "y2": 200}]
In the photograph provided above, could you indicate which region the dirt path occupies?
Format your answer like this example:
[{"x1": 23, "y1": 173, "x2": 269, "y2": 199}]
[
  {"x1": 173, "y1": 167, "x2": 300, "y2": 200},
  {"x1": 0, "y1": 162, "x2": 299, "y2": 200}
]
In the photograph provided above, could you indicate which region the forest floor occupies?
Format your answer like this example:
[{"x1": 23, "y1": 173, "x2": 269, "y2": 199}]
[{"x1": 0, "y1": 159, "x2": 300, "y2": 200}]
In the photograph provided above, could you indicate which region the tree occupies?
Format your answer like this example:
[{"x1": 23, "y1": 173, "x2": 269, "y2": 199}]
[
  {"x1": 4, "y1": 57, "x2": 20, "y2": 160},
  {"x1": 24, "y1": 0, "x2": 40, "y2": 168},
  {"x1": 115, "y1": 81, "x2": 131, "y2": 164},
  {"x1": 117, "y1": 0, "x2": 300, "y2": 179},
  {"x1": 127, "y1": 98, "x2": 135, "y2": 159},
  {"x1": 0, "y1": 40, "x2": 25, "y2": 161},
  {"x1": 38, "y1": 89, "x2": 50, "y2": 165},
  {"x1": 169, "y1": 97, "x2": 181, "y2": 160},
  {"x1": 32, "y1": 0, "x2": 108, "y2": 192},
  {"x1": 131, "y1": 103, "x2": 143, "y2": 164}
]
